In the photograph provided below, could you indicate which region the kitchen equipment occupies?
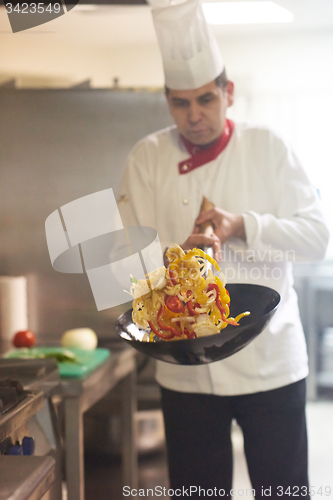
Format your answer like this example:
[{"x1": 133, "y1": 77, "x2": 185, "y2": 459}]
[
  {"x1": 0, "y1": 456, "x2": 57, "y2": 500},
  {"x1": 200, "y1": 196, "x2": 215, "y2": 276},
  {"x1": 4, "y1": 347, "x2": 110, "y2": 378},
  {"x1": 0, "y1": 276, "x2": 28, "y2": 343},
  {"x1": 116, "y1": 283, "x2": 280, "y2": 365},
  {"x1": 0, "y1": 359, "x2": 62, "y2": 500},
  {"x1": 0, "y1": 378, "x2": 30, "y2": 416},
  {"x1": 199, "y1": 196, "x2": 215, "y2": 238}
]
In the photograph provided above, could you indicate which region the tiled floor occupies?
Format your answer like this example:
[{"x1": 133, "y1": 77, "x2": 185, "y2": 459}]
[{"x1": 85, "y1": 401, "x2": 333, "y2": 499}]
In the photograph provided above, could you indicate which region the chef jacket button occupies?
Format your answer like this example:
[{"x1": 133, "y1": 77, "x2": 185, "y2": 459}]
[
  {"x1": 183, "y1": 199, "x2": 189, "y2": 205},
  {"x1": 182, "y1": 164, "x2": 189, "y2": 171}
]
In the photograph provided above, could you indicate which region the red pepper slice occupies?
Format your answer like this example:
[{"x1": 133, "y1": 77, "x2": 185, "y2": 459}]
[
  {"x1": 207, "y1": 284, "x2": 239, "y2": 326},
  {"x1": 186, "y1": 290, "x2": 200, "y2": 316},
  {"x1": 157, "y1": 305, "x2": 182, "y2": 337},
  {"x1": 169, "y1": 270, "x2": 178, "y2": 286},
  {"x1": 148, "y1": 320, "x2": 174, "y2": 340},
  {"x1": 165, "y1": 295, "x2": 185, "y2": 314},
  {"x1": 184, "y1": 328, "x2": 196, "y2": 339}
]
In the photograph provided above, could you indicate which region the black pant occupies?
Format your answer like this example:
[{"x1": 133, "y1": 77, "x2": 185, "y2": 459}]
[{"x1": 161, "y1": 379, "x2": 309, "y2": 499}]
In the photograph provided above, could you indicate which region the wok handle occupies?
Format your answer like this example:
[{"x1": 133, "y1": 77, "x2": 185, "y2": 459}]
[
  {"x1": 199, "y1": 196, "x2": 215, "y2": 238},
  {"x1": 199, "y1": 197, "x2": 215, "y2": 273}
]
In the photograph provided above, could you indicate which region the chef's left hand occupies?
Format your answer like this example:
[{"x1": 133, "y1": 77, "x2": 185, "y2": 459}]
[{"x1": 195, "y1": 208, "x2": 246, "y2": 245}]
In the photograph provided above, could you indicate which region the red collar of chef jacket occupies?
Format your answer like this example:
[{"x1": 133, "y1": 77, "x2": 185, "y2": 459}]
[{"x1": 178, "y1": 119, "x2": 234, "y2": 175}]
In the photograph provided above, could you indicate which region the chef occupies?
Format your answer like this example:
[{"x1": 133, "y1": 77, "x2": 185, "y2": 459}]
[{"x1": 118, "y1": 0, "x2": 329, "y2": 497}]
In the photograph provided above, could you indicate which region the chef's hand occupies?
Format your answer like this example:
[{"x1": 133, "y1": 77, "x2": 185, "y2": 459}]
[
  {"x1": 195, "y1": 208, "x2": 245, "y2": 246},
  {"x1": 181, "y1": 226, "x2": 221, "y2": 260}
]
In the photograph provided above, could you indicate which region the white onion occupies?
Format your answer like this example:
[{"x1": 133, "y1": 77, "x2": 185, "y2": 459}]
[
  {"x1": 192, "y1": 315, "x2": 220, "y2": 337},
  {"x1": 148, "y1": 267, "x2": 167, "y2": 290},
  {"x1": 61, "y1": 328, "x2": 98, "y2": 350},
  {"x1": 165, "y1": 285, "x2": 181, "y2": 295},
  {"x1": 177, "y1": 289, "x2": 192, "y2": 303},
  {"x1": 205, "y1": 289, "x2": 217, "y2": 304},
  {"x1": 194, "y1": 307, "x2": 209, "y2": 313},
  {"x1": 199, "y1": 261, "x2": 207, "y2": 276},
  {"x1": 171, "y1": 317, "x2": 195, "y2": 323}
]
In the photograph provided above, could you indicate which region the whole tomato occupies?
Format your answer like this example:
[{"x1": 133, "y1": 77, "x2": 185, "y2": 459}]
[
  {"x1": 13, "y1": 330, "x2": 36, "y2": 348},
  {"x1": 165, "y1": 296, "x2": 185, "y2": 314}
]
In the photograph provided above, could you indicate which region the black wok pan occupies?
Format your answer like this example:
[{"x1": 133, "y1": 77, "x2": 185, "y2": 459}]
[{"x1": 115, "y1": 284, "x2": 280, "y2": 365}]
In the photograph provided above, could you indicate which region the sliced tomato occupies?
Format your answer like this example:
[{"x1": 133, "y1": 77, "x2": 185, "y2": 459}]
[{"x1": 165, "y1": 295, "x2": 185, "y2": 314}]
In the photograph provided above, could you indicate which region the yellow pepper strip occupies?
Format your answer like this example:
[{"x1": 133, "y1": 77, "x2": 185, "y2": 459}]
[
  {"x1": 196, "y1": 293, "x2": 208, "y2": 305},
  {"x1": 210, "y1": 304, "x2": 221, "y2": 323},
  {"x1": 196, "y1": 276, "x2": 206, "y2": 294},
  {"x1": 164, "y1": 306, "x2": 180, "y2": 319},
  {"x1": 172, "y1": 248, "x2": 220, "y2": 272},
  {"x1": 181, "y1": 249, "x2": 199, "y2": 261},
  {"x1": 234, "y1": 311, "x2": 251, "y2": 322},
  {"x1": 214, "y1": 275, "x2": 225, "y2": 298},
  {"x1": 193, "y1": 248, "x2": 220, "y2": 272}
]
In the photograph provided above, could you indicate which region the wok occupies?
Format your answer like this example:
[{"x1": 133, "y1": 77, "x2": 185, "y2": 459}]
[{"x1": 115, "y1": 284, "x2": 280, "y2": 365}]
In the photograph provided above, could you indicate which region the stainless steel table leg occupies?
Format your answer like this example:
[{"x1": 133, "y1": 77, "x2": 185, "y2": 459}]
[
  {"x1": 121, "y1": 368, "x2": 138, "y2": 494},
  {"x1": 64, "y1": 397, "x2": 85, "y2": 500}
]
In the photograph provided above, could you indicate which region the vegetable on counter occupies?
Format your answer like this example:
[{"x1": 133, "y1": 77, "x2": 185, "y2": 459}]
[
  {"x1": 61, "y1": 328, "x2": 98, "y2": 351},
  {"x1": 42, "y1": 350, "x2": 78, "y2": 363},
  {"x1": 4, "y1": 348, "x2": 79, "y2": 363},
  {"x1": 13, "y1": 330, "x2": 36, "y2": 348}
]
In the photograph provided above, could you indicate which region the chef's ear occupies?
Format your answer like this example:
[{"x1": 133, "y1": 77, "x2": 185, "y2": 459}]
[{"x1": 225, "y1": 81, "x2": 234, "y2": 107}]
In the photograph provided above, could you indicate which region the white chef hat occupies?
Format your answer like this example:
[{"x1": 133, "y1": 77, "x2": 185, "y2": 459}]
[{"x1": 150, "y1": 0, "x2": 224, "y2": 90}]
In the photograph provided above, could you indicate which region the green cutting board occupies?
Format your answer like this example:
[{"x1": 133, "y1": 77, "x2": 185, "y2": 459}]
[{"x1": 3, "y1": 347, "x2": 110, "y2": 378}]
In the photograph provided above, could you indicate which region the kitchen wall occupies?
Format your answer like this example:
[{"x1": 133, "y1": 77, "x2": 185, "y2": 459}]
[
  {"x1": 1, "y1": 6, "x2": 332, "y2": 254},
  {"x1": 1, "y1": 6, "x2": 332, "y2": 344},
  {"x1": 0, "y1": 88, "x2": 173, "y2": 339},
  {"x1": 0, "y1": 7, "x2": 332, "y2": 92}
]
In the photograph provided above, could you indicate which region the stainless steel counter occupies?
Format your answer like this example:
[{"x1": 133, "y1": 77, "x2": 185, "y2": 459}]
[
  {"x1": 56, "y1": 346, "x2": 138, "y2": 500},
  {"x1": 0, "y1": 347, "x2": 138, "y2": 500},
  {"x1": 0, "y1": 392, "x2": 44, "y2": 444},
  {"x1": 0, "y1": 455, "x2": 56, "y2": 500},
  {"x1": 0, "y1": 359, "x2": 60, "y2": 397},
  {"x1": 0, "y1": 359, "x2": 62, "y2": 500}
]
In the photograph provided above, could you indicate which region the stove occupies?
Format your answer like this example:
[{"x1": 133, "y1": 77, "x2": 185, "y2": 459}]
[
  {"x1": 0, "y1": 359, "x2": 62, "y2": 500},
  {"x1": 0, "y1": 377, "x2": 30, "y2": 415}
]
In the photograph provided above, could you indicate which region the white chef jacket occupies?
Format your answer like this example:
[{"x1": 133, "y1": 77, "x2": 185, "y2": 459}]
[{"x1": 118, "y1": 121, "x2": 329, "y2": 396}]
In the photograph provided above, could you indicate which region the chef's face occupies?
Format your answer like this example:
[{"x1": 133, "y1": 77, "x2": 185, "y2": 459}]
[{"x1": 166, "y1": 79, "x2": 234, "y2": 145}]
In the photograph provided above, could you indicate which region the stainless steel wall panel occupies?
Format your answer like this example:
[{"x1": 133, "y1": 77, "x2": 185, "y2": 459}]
[{"x1": 0, "y1": 89, "x2": 172, "y2": 340}]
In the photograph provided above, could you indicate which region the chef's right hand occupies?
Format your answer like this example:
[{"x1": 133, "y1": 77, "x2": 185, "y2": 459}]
[{"x1": 181, "y1": 226, "x2": 221, "y2": 261}]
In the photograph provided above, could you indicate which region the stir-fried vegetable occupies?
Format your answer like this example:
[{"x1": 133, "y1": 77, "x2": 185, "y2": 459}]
[{"x1": 128, "y1": 245, "x2": 250, "y2": 342}]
